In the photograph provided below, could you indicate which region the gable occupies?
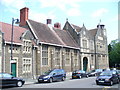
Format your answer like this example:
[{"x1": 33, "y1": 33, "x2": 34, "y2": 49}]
[{"x1": 63, "y1": 21, "x2": 79, "y2": 44}]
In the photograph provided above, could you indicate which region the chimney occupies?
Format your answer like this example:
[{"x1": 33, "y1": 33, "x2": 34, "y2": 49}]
[
  {"x1": 20, "y1": 7, "x2": 29, "y2": 27},
  {"x1": 46, "y1": 19, "x2": 52, "y2": 24},
  {"x1": 54, "y1": 22, "x2": 61, "y2": 29}
]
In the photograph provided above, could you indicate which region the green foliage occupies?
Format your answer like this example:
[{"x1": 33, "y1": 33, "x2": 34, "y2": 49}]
[{"x1": 108, "y1": 41, "x2": 120, "y2": 68}]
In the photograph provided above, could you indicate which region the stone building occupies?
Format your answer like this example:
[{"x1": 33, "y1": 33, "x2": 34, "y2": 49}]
[
  {"x1": 0, "y1": 22, "x2": 37, "y2": 79},
  {"x1": 0, "y1": 7, "x2": 109, "y2": 79},
  {"x1": 63, "y1": 21, "x2": 109, "y2": 71}
]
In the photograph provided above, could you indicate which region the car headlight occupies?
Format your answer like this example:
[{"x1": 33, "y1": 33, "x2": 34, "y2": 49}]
[
  {"x1": 96, "y1": 78, "x2": 99, "y2": 80},
  {"x1": 43, "y1": 76, "x2": 50, "y2": 79},
  {"x1": 105, "y1": 79, "x2": 110, "y2": 81}
]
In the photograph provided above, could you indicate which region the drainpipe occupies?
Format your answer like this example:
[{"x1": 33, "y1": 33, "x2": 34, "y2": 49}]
[
  {"x1": 2, "y1": 33, "x2": 5, "y2": 72},
  {"x1": 94, "y1": 37, "x2": 97, "y2": 69},
  {"x1": 40, "y1": 43, "x2": 42, "y2": 75}
]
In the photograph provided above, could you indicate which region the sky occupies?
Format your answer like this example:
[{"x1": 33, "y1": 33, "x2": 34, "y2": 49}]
[{"x1": 0, "y1": 0, "x2": 119, "y2": 44}]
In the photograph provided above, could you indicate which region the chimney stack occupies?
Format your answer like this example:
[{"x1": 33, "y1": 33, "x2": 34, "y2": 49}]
[
  {"x1": 54, "y1": 22, "x2": 61, "y2": 29},
  {"x1": 46, "y1": 19, "x2": 52, "y2": 24},
  {"x1": 20, "y1": 7, "x2": 29, "y2": 27}
]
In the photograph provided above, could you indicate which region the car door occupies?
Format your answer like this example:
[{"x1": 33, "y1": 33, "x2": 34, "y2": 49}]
[
  {"x1": 55, "y1": 70, "x2": 61, "y2": 81},
  {"x1": 58, "y1": 70, "x2": 63, "y2": 80},
  {"x1": 52, "y1": 70, "x2": 58, "y2": 81},
  {"x1": 80, "y1": 71, "x2": 84, "y2": 77},
  {"x1": 112, "y1": 71, "x2": 118, "y2": 83},
  {"x1": 0, "y1": 73, "x2": 4, "y2": 86},
  {"x1": 2, "y1": 73, "x2": 12, "y2": 86},
  {"x1": 3, "y1": 73, "x2": 16, "y2": 86},
  {"x1": 82, "y1": 71, "x2": 86, "y2": 77}
]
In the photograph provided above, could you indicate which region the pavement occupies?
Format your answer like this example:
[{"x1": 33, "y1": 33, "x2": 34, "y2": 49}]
[{"x1": 24, "y1": 72, "x2": 72, "y2": 85}]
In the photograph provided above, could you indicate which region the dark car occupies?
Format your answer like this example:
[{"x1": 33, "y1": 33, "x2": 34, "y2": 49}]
[
  {"x1": 96, "y1": 70, "x2": 119, "y2": 86},
  {"x1": 117, "y1": 70, "x2": 120, "y2": 80},
  {"x1": 0, "y1": 73, "x2": 25, "y2": 87},
  {"x1": 72, "y1": 70, "x2": 88, "y2": 79},
  {"x1": 88, "y1": 69, "x2": 103, "y2": 76},
  {"x1": 38, "y1": 69, "x2": 66, "y2": 83}
]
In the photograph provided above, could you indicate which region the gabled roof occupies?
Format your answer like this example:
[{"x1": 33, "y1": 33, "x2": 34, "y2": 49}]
[
  {"x1": 0, "y1": 22, "x2": 27, "y2": 44},
  {"x1": 89, "y1": 28, "x2": 98, "y2": 37},
  {"x1": 28, "y1": 19, "x2": 63, "y2": 45},
  {"x1": 28, "y1": 19, "x2": 79, "y2": 49}
]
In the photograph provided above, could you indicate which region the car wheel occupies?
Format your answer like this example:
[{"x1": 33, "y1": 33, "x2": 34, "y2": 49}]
[
  {"x1": 86, "y1": 75, "x2": 89, "y2": 78},
  {"x1": 94, "y1": 74, "x2": 96, "y2": 76},
  {"x1": 38, "y1": 80, "x2": 41, "y2": 83},
  {"x1": 96, "y1": 82, "x2": 99, "y2": 85},
  {"x1": 62, "y1": 77, "x2": 65, "y2": 81},
  {"x1": 16, "y1": 81, "x2": 23, "y2": 87},
  {"x1": 79, "y1": 76, "x2": 81, "y2": 79},
  {"x1": 110, "y1": 81, "x2": 113, "y2": 86},
  {"x1": 49, "y1": 78, "x2": 53, "y2": 83},
  {"x1": 117, "y1": 79, "x2": 119, "y2": 84}
]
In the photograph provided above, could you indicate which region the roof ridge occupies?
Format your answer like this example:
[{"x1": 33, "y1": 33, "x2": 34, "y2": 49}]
[{"x1": 28, "y1": 19, "x2": 46, "y2": 26}]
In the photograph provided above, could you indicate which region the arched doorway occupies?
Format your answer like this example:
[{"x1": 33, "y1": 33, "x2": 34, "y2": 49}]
[{"x1": 83, "y1": 57, "x2": 88, "y2": 71}]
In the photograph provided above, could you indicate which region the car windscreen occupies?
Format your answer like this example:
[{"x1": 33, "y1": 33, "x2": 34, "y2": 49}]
[
  {"x1": 0, "y1": 73, "x2": 3, "y2": 78},
  {"x1": 117, "y1": 70, "x2": 120, "y2": 74},
  {"x1": 43, "y1": 70, "x2": 53, "y2": 75},
  {"x1": 100, "y1": 71, "x2": 112, "y2": 76},
  {"x1": 73, "y1": 70, "x2": 83, "y2": 73},
  {"x1": 96, "y1": 69, "x2": 102, "y2": 72},
  {"x1": 0, "y1": 73, "x2": 13, "y2": 78}
]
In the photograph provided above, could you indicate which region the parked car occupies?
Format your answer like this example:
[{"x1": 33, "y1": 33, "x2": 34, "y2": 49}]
[
  {"x1": 96, "y1": 70, "x2": 119, "y2": 86},
  {"x1": 0, "y1": 73, "x2": 25, "y2": 87},
  {"x1": 88, "y1": 69, "x2": 103, "y2": 76},
  {"x1": 116, "y1": 70, "x2": 120, "y2": 80},
  {"x1": 72, "y1": 70, "x2": 89, "y2": 79},
  {"x1": 38, "y1": 69, "x2": 66, "y2": 83}
]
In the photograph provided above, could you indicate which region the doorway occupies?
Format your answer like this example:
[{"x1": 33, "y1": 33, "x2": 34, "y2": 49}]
[
  {"x1": 11, "y1": 63, "x2": 17, "y2": 77},
  {"x1": 83, "y1": 57, "x2": 88, "y2": 71}
]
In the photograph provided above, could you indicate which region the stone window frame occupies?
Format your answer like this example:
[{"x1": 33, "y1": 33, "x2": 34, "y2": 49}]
[
  {"x1": 8, "y1": 46, "x2": 19, "y2": 53},
  {"x1": 90, "y1": 40, "x2": 94, "y2": 50},
  {"x1": 82, "y1": 39, "x2": 87, "y2": 48},
  {"x1": 55, "y1": 47, "x2": 60, "y2": 66},
  {"x1": 42, "y1": 45, "x2": 48, "y2": 66},
  {"x1": 65, "y1": 48, "x2": 70, "y2": 65},
  {"x1": 23, "y1": 39, "x2": 32, "y2": 53},
  {"x1": 74, "y1": 50, "x2": 78, "y2": 66},
  {"x1": 22, "y1": 58, "x2": 32, "y2": 74}
]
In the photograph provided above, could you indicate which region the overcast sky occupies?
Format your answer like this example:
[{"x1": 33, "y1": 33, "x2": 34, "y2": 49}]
[{"x1": 0, "y1": 0, "x2": 119, "y2": 44}]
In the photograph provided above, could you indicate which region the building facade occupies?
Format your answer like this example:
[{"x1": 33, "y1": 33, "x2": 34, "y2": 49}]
[
  {"x1": 63, "y1": 22, "x2": 109, "y2": 71},
  {"x1": 0, "y1": 7, "x2": 109, "y2": 79}
]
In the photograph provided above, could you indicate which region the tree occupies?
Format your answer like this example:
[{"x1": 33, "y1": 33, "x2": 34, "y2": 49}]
[{"x1": 108, "y1": 40, "x2": 120, "y2": 68}]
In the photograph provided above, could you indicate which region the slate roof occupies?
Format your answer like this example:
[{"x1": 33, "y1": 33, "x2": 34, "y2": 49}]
[
  {"x1": 89, "y1": 28, "x2": 97, "y2": 37},
  {"x1": 28, "y1": 19, "x2": 79, "y2": 49},
  {"x1": 0, "y1": 22, "x2": 27, "y2": 43},
  {"x1": 71, "y1": 24, "x2": 82, "y2": 32},
  {"x1": 53, "y1": 28, "x2": 79, "y2": 48}
]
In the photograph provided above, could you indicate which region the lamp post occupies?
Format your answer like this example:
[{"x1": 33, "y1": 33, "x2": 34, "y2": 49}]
[{"x1": 11, "y1": 18, "x2": 19, "y2": 61}]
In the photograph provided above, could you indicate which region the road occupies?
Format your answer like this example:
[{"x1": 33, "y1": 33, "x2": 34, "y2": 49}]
[{"x1": 2, "y1": 77, "x2": 119, "y2": 89}]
